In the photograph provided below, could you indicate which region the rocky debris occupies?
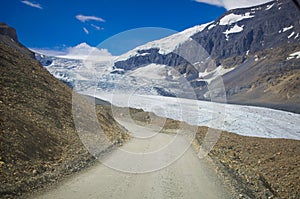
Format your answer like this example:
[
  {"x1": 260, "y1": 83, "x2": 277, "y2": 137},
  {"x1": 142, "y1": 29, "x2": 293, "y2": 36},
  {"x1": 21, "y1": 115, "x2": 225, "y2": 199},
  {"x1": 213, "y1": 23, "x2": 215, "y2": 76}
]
[{"x1": 195, "y1": 127, "x2": 300, "y2": 199}]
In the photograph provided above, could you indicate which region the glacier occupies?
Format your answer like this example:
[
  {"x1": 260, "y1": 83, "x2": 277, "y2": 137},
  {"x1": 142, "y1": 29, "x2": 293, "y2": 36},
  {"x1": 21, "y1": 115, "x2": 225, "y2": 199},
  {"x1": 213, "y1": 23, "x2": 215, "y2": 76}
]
[
  {"x1": 33, "y1": 3, "x2": 300, "y2": 141},
  {"x1": 87, "y1": 92, "x2": 300, "y2": 140},
  {"x1": 42, "y1": 51, "x2": 299, "y2": 141}
]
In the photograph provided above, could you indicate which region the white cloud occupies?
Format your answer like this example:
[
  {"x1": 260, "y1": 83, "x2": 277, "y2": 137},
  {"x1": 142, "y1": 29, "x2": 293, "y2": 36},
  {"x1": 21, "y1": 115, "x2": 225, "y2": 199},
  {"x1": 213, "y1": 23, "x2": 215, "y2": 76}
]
[
  {"x1": 83, "y1": 27, "x2": 89, "y2": 34},
  {"x1": 194, "y1": 0, "x2": 273, "y2": 10},
  {"x1": 76, "y1": 15, "x2": 105, "y2": 23},
  {"x1": 91, "y1": 24, "x2": 102, "y2": 30},
  {"x1": 21, "y1": 0, "x2": 43, "y2": 9}
]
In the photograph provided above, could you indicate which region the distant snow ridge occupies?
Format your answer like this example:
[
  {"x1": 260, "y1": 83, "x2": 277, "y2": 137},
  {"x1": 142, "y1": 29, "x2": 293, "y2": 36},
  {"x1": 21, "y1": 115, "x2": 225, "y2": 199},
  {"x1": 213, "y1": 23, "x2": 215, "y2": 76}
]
[
  {"x1": 116, "y1": 22, "x2": 212, "y2": 61},
  {"x1": 116, "y1": 11, "x2": 258, "y2": 60},
  {"x1": 58, "y1": 42, "x2": 115, "y2": 61}
]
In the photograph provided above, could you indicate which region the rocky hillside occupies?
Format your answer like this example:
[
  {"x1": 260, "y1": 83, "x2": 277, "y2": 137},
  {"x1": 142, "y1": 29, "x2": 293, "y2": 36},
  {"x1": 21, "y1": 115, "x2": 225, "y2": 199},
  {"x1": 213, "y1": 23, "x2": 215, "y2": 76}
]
[
  {"x1": 112, "y1": 0, "x2": 300, "y2": 112},
  {"x1": 0, "y1": 23, "x2": 129, "y2": 198}
]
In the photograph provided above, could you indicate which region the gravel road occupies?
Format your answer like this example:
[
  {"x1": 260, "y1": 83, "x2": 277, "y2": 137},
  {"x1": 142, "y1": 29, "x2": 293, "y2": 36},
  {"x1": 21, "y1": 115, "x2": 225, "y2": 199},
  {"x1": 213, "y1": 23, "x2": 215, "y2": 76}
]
[{"x1": 32, "y1": 120, "x2": 233, "y2": 199}]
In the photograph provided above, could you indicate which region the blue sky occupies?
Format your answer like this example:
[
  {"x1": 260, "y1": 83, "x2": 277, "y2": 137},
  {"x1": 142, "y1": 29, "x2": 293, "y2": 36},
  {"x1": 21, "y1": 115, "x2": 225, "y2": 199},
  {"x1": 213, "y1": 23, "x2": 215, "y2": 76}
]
[{"x1": 0, "y1": 0, "x2": 271, "y2": 55}]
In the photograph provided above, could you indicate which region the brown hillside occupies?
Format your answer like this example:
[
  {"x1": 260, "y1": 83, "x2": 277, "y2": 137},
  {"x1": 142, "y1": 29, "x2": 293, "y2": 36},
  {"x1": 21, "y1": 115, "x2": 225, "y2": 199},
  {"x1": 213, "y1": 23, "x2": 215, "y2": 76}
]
[{"x1": 0, "y1": 23, "x2": 129, "y2": 198}]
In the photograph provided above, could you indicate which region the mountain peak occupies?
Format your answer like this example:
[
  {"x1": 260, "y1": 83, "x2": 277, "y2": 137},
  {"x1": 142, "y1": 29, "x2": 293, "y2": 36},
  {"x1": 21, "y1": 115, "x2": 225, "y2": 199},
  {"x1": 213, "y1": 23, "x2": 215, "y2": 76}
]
[{"x1": 57, "y1": 43, "x2": 114, "y2": 60}]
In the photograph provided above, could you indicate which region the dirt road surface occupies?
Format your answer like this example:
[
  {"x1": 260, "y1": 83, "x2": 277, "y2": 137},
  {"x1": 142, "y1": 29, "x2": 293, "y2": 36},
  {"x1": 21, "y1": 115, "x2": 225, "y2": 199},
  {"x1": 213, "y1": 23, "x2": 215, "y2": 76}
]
[{"x1": 32, "y1": 120, "x2": 233, "y2": 199}]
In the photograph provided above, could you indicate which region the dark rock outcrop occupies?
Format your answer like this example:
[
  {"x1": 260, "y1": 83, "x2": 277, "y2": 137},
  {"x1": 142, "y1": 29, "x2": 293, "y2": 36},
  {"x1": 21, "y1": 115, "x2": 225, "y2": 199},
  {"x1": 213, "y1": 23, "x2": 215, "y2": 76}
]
[
  {"x1": 114, "y1": 48, "x2": 189, "y2": 70},
  {"x1": 0, "y1": 23, "x2": 18, "y2": 42},
  {"x1": 0, "y1": 22, "x2": 35, "y2": 59}
]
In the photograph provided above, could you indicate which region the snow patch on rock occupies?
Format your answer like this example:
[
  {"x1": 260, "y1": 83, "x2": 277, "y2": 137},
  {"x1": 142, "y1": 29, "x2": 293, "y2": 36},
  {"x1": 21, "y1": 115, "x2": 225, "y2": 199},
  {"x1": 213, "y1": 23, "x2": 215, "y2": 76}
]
[
  {"x1": 282, "y1": 25, "x2": 293, "y2": 33},
  {"x1": 223, "y1": 24, "x2": 244, "y2": 40},
  {"x1": 265, "y1": 3, "x2": 275, "y2": 10},
  {"x1": 287, "y1": 51, "x2": 300, "y2": 60},
  {"x1": 219, "y1": 12, "x2": 254, "y2": 26}
]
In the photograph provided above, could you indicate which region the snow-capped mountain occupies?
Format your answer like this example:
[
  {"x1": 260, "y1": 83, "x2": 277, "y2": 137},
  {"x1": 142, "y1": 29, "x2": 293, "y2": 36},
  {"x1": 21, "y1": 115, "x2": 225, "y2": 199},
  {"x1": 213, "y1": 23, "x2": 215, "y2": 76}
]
[
  {"x1": 114, "y1": 0, "x2": 299, "y2": 71},
  {"x1": 36, "y1": 0, "x2": 300, "y2": 113},
  {"x1": 34, "y1": 42, "x2": 115, "y2": 61},
  {"x1": 111, "y1": 0, "x2": 300, "y2": 112},
  {"x1": 115, "y1": 23, "x2": 211, "y2": 61},
  {"x1": 33, "y1": 0, "x2": 300, "y2": 140}
]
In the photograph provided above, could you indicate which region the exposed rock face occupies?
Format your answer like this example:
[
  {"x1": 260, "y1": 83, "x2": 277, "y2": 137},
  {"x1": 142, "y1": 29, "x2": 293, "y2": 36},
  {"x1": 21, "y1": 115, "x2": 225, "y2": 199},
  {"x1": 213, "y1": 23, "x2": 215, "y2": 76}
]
[
  {"x1": 114, "y1": 49, "x2": 187, "y2": 70},
  {"x1": 192, "y1": 0, "x2": 300, "y2": 65}
]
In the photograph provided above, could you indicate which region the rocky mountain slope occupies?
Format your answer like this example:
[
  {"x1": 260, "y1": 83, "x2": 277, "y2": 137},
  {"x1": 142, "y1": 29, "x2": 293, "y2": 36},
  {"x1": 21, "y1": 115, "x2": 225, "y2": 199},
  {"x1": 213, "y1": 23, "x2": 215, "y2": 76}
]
[
  {"x1": 192, "y1": 0, "x2": 300, "y2": 63},
  {"x1": 111, "y1": 0, "x2": 300, "y2": 112},
  {"x1": 0, "y1": 23, "x2": 129, "y2": 198}
]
